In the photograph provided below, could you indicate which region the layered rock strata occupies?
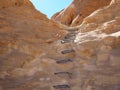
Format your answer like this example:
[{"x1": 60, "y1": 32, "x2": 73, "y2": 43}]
[
  {"x1": 51, "y1": 0, "x2": 111, "y2": 26},
  {"x1": 0, "y1": 0, "x2": 67, "y2": 90},
  {"x1": 74, "y1": 0, "x2": 120, "y2": 89},
  {"x1": 0, "y1": 0, "x2": 120, "y2": 90}
]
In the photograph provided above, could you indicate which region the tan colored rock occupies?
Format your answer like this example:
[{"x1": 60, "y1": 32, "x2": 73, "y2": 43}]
[
  {"x1": 0, "y1": 0, "x2": 120, "y2": 90},
  {"x1": 0, "y1": 0, "x2": 67, "y2": 89},
  {"x1": 96, "y1": 53, "x2": 110, "y2": 66},
  {"x1": 110, "y1": 0, "x2": 120, "y2": 4},
  {"x1": 0, "y1": 0, "x2": 33, "y2": 9},
  {"x1": 74, "y1": 0, "x2": 120, "y2": 89},
  {"x1": 52, "y1": 0, "x2": 111, "y2": 26},
  {"x1": 86, "y1": 86, "x2": 92, "y2": 90},
  {"x1": 110, "y1": 55, "x2": 120, "y2": 67},
  {"x1": 0, "y1": 86, "x2": 3, "y2": 90}
]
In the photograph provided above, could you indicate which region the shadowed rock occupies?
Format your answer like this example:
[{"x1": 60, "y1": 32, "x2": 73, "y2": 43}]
[
  {"x1": 56, "y1": 59, "x2": 73, "y2": 64},
  {"x1": 53, "y1": 84, "x2": 70, "y2": 89},
  {"x1": 61, "y1": 49, "x2": 75, "y2": 54}
]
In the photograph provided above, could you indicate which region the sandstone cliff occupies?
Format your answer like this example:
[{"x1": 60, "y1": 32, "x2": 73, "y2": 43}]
[
  {"x1": 74, "y1": 0, "x2": 120, "y2": 89},
  {"x1": 0, "y1": 0, "x2": 120, "y2": 90},
  {"x1": 51, "y1": 0, "x2": 111, "y2": 26},
  {"x1": 0, "y1": 0, "x2": 67, "y2": 90}
]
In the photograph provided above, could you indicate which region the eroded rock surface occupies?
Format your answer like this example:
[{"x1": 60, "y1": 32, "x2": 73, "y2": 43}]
[
  {"x1": 0, "y1": 0, "x2": 120, "y2": 90},
  {"x1": 74, "y1": 0, "x2": 120, "y2": 89},
  {"x1": 0, "y1": 0, "x2": 67, "y2": 90},
  {"x1": 51, "y1": 0, "x2": 111, "y2": 26}
]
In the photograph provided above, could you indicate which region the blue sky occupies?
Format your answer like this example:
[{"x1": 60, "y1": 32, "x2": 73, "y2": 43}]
[{"x1": 30, "y1": 0, "x2": 72, "y2": 18}]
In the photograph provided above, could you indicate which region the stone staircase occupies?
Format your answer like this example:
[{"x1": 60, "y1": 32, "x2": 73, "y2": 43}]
[{"x1": 50, "y1": 28, "x2": 79, "y2": 90}]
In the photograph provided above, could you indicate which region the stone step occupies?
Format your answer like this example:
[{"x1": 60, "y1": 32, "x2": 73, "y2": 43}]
[
  {"x1": 61, "y1": 33, "x2": 77, "y2": 44},
  {"x1": 61, "y1": 39, "x2": 73, "y2": 44},
  {"x1": 65, "y1": 28, "x2": 78, "y2": 32},
  {"x1": 61, "y1": 49, "x2": 75, "y2": 54},
  {"x1": 56, "y1": 59, "x2": 73, "y2": 64},
  {"x1": 54, "y1": 72, "x2": 72, "y2": 79},
  {"x1": 64, "y1": 34, "x2": 75, "y2": 40},
  {"x1": 53, "y1": 84, "x2": 70, "y2": 89},
  {"x1": 64, "y1": 34, "x2": 75, "y2": 39}
]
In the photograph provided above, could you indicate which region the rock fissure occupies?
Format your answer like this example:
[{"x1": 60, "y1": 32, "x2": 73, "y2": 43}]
[{"x1": 0, "y1": 0, "x2": 120, "y2": 90}]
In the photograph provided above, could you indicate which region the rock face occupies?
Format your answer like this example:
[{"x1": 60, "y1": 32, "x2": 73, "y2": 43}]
[
  {"x1": 0, "y1": 0, "x2": 120, "y2": 90},
  {"x1": 51, "y1": 0, "x2": 111, "y2": 26},
  {"x1": 0, "y1": 0, "x2": 33, "y2": 9},
  {"x1": 74, "y1": 0, "x2": 120, "y2": 89},
  {"x1": 0, "y1": 0, "x2": 67, "y2": 90}
]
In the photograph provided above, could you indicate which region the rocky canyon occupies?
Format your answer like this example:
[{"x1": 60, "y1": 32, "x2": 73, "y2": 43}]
[{"x1": 0, "y1": 0, "x2": 120, "y2": 90}]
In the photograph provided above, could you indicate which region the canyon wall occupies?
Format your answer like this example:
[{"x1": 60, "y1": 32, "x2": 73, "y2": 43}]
[
  {"x1": 51, "y1": 0, "x2": 111, "y2": 26},
  {"x1": 0, "y1": 0, "x2": 120, "y2": 90},
  {"x1": 0, "y1": 0, "x2": 67, "y2": 90},
  {"x1": 74, "y1": 0, "x2": 120, "y2": 89}
]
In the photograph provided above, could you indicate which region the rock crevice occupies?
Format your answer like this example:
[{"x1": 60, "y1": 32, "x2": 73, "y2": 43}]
[{"x1": 0, "y1": 0, "x2": 120, "y2": 90}]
